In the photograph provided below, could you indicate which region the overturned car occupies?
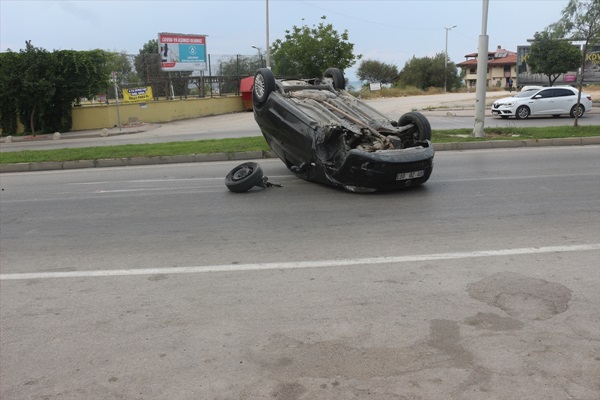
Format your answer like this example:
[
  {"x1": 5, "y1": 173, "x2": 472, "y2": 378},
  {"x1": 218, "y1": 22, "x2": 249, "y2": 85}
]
[{"x1": 252, "y1": 67, "x2": 434, "y2": 192}]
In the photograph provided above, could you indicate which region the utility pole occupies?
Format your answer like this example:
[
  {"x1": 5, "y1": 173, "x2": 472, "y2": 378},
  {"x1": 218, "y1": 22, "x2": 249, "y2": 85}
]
[
  {"x1": 251, "y1": 45, "x2": 263, "y2": 68},
  {"x1": 444, "y1": 25, "x2": 456, "y2": 93},
  {"x1": 473, "y1": 0, "x2": 489, "y2": 138},
  {"x1": 112, "y1": 72, "x2": 121, "y2": 132},
  {"x1": 265, "y1": 0, "x2": 270, "y2": 68}
]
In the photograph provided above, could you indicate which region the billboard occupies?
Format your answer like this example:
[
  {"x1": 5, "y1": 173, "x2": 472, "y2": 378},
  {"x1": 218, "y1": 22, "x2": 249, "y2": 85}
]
[
  {"x1": 158, "y1": 33, "x2": 207, "y2": 72},
  {"x1": 517, "y1": 44, "x2": 600, "y2": 86}
]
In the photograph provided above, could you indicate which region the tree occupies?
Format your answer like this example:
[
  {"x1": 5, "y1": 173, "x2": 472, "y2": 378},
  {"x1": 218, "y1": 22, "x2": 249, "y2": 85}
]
[
  {"x1": 50, "y1": 49, "x2": 111, "y2": 130},
  {"x1": 397, "y1": 53, "x2": 461, "y2": 90},
  {"x1": 0, "y1": 41, "x2": 111, "y2": 135},
  {"x1": 217, "y1": 55, "x2": 262, "y2": 93},
  {"x1": 527, "y1": 31, "x2": 582, "y2": 86},
  {"x1": 134, "y1": 39, "x2": 170, "y2": 98},
  {"x1": 271, "y1": 16, "x2": 361, "y2": 78},
  {"x1": 549, "y1": 0, "x2": 600, "y2": 125},
  {"x1": 356, "y1": 60, "x2": 399, "y2": 84},
  {"x1": 0, "y1": 51, "x2": 21, "y2": 134},
  {"x1": 218, "y1": 55, "x2": 262, "y2": 77},
  {"x1": 16, "y1": 41, "x2": 57, "y2": 134},
  {"x1": 134, "y1": 39, "x2": 160, "y2": 83},
  {"x1": 133, "y1": 39, "x2": 193, "y2": 99},
  {"x1": 107, "y1": 51, "x2": 133, "y2": 85}
]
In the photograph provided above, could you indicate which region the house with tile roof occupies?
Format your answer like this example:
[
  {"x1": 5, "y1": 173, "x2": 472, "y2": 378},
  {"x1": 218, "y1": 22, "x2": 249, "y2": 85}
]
[{"x1": 457, "y1": 45, "x2": 517, "y2": 90}]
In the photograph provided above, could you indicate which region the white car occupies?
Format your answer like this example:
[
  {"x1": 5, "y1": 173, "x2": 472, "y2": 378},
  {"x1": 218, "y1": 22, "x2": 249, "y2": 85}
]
[
  {"x1": 519, "y1": 85, "x2": 543, "y2": 92},
  {"x1": 491, "y1": 86, "x2": 593, "y2": 119}
]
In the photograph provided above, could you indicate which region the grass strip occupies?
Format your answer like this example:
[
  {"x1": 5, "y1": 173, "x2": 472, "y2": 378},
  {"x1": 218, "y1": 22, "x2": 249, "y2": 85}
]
[
  {"x1": 0, "y1": 137, "x2": 271, "y2": 164},
  {"x1": 434, "y1": 125, "x2": 600, "y2": 142},
  {"x1": 1, "y1": 126, "x2": 599, "y2": 165}
]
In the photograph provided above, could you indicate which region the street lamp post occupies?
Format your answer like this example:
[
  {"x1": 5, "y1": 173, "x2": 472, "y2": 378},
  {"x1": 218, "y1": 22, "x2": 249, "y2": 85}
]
[
  {"x1": 444, "y1": 25, "x2": 457, "y2": 93},
  {"x1": 251, "y1": 45, "x2": 263, "y2": 68},
  {"x1": 265, "y1": 0, "x2": 270, "y2": 68}
]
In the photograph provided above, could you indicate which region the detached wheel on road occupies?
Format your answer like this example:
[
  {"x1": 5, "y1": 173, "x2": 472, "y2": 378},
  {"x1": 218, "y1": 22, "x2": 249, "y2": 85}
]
[
  {"x1": 398, "y1": 112, "x2": 432, "y2": 141},
  {"x1": 225, "y1": 162, "x2": 264, "y2": 193},
  {"x1": 253, "y1": 68, "x2": 275, "y2": 106}
]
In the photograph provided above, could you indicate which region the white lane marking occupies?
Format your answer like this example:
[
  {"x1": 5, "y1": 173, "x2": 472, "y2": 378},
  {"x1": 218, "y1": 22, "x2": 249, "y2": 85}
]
[
  {"x1": 69, "y1": 175, "x2": 294, "y2": 185},
  {"x1": 69, "y1": 177, "x2": 225, "y2": 185},
  {"x1": 94, "y1": 186, "x2": 209, "y2": 193},
  {"x1": 440, "y1": 172, "x2": 600, "y2": 183},
  {"x1": 2, "y1": 244, "x2": 599, "y2": 281}
]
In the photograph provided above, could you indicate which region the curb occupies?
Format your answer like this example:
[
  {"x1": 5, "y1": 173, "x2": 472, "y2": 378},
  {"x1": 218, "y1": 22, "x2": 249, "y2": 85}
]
[
  {"x1": 0, "y1": 125, "x2": 157, "y2": 144},
  {"x1": 1, "y1": 138, "x2": 599, "y2": 173},
  {"x1": 433, "y1": 136, "x2": 600, "y2": 151},
  {"x1": 0, "y1": 151, "x2": 276, "y2": 173}
]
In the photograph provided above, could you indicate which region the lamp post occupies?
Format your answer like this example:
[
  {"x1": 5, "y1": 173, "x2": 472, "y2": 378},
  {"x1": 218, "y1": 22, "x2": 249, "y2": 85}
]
[
  {"x1": 265, "y1": 0, "x2": 270, "y2": 68},
  {"x1": 444, "y1": 25, "x2": 457, "y2": 93},
  {"x1": 251, "y1": 45, "x2": 263, "y2": 68}
]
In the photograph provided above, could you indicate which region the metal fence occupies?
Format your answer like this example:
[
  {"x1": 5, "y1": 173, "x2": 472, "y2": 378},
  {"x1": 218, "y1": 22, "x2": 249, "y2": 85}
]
[{"x1": 113, "y1": 53, "x2": 263, "y2": 101}]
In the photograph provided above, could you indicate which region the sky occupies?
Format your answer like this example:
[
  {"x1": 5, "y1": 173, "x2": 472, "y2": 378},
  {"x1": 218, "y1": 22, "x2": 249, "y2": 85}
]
[{"x1": 0, "y1": 0, "x2": 570, "y2": 82}]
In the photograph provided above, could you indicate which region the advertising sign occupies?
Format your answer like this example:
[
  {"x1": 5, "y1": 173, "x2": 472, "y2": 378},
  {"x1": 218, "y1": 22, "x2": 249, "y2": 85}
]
[
  {"x1": 584, "y1": 46, "x2": 600, "y2": 81},
  {"x1": 158, "y1": 32, "x2": 207, "y2": 72},
  {"x1": 517, "y1": 44, "x2": 600, "y2": 86},
  {"x1": 122, "y1": 87, "x2": 153, "y2": 103}
]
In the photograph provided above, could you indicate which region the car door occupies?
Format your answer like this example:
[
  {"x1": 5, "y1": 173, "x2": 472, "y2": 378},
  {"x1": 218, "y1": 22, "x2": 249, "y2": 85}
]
[
  {"x1": 529, "y1": 89, "x2": 556, "y2": 115},
  {"x1": 552, "y1": 88, "x2": 578, "y2": 114}
]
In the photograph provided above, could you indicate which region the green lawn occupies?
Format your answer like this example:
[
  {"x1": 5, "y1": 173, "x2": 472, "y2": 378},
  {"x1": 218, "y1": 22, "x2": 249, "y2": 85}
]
[
  {"x1": 434, "y1": 125, "x2": 600, "y2": 142},
  {"x1": 1, "y1": 125, "x2": 599, "y2": 165}
]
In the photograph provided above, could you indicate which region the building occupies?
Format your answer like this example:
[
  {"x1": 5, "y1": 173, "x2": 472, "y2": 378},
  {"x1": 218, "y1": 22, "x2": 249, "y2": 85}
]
[{"x1": 457, "y1": 45, "x2": 517, "y2": 90}]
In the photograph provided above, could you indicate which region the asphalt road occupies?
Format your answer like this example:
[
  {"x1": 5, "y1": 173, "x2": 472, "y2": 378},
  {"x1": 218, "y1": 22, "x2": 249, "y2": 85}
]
[{"x1": 1, "y1": 146, "x2": 599, "y2": 399}]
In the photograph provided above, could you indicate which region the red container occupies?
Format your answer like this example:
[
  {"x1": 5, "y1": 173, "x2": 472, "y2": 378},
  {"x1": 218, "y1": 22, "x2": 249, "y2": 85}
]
[{"x1": 240, "y1": 76, "x2": 254, "y2": 111}]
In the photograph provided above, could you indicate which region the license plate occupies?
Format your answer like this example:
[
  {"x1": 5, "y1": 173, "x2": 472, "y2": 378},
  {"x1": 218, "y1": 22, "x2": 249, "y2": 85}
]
[{"x1": 396, "y1": 170, "x2": 424, "y2": 181}]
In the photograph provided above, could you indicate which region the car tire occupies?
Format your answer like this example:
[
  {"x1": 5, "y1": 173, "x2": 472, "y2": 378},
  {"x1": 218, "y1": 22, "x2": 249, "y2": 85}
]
[
  {"x1": 398, "y1": 112, "x2": 432, "y2": 141},
  {"x1": 225, "y1": 162, "x2": 264, "y2": 193},
  {"x1": 570, "y1": 104, "x2": 584, "y2": 118},
  {"x1": 323, "y1": 68, "x2": 345, "y2": 90},
  {"x1": 253, "y1": 68, "x2": 275, "y2": 106},
  {"x1": 516, "y1": 106, "x2": 530, "y2": 119}
]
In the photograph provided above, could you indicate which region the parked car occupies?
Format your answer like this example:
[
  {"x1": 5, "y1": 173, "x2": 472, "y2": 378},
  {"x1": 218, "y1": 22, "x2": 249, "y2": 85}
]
[
  {"x1": 249, "y1": 67, "x2": 434, "y2": 193},
  {"x1": 491, "y1": 86, "x2": 593, "y2": 119}
]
